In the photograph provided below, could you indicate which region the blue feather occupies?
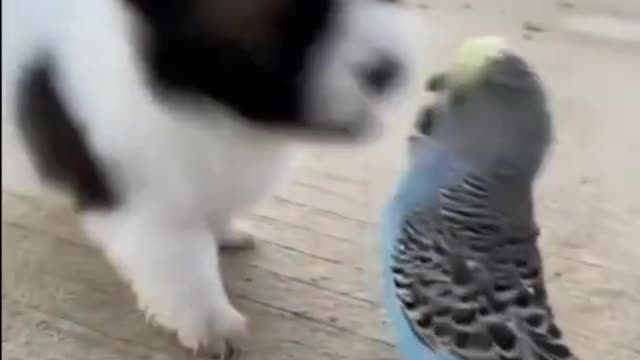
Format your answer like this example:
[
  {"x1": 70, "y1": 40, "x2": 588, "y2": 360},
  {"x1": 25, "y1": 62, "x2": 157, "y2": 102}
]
[
  {"x1": 378, "y1": 45, "x2": 573, "y2": 360},
  {"x1": 381, "y1": 142, "x2": 461, "y2": 360}
]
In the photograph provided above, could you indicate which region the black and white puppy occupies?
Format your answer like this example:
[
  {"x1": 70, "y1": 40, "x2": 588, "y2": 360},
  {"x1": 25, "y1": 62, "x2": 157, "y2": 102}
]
[{"x1": 2, "y1": 0, "x2": 424, "y2": 355}]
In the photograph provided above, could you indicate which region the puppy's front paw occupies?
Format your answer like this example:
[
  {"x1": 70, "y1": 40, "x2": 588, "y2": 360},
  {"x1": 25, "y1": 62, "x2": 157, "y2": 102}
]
[
  {"x1": 176, "y1": 303, "x2": 250, "y2": 359},
  {"x1": 218, "y1": 227, "x2": 256, "y2": 251}
]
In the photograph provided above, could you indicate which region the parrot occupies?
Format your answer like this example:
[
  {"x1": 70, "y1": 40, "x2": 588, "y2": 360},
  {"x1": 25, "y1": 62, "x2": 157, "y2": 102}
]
[{"x1": 381, "y1": 36, "x2": 577, "y2": 360}]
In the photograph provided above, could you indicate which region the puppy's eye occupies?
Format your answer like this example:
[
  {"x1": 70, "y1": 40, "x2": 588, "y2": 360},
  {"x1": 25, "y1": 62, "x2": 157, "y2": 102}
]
[{"x1": 357, "y1": 54, "x2": 400, "y2": 96}]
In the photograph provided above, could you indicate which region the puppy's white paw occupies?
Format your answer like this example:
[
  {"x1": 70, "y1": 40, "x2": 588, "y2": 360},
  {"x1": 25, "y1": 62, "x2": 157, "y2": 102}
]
[
  {"x1": 218, "y1": 227, "x2": 256, "y2": 251},
  {"x1": 83, "y1": 203, "x2": 250, "y2": 358},
  {"x1": 173, "y1": 302, "x2": 250, "y2": 359}
]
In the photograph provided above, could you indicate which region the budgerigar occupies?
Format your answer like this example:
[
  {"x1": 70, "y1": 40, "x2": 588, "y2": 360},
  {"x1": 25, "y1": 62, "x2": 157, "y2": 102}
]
[{"x1": 381, "y1": 37, "x2": 577, "y2": 360}]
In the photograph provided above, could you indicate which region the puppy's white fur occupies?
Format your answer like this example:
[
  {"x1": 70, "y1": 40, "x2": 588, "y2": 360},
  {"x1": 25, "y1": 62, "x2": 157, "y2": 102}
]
[{"x1": 2, "y1": 0, "x2": 425, "y2": 353}]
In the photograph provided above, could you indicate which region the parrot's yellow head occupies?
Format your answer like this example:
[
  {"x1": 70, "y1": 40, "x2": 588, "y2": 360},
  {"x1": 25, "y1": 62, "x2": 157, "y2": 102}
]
[
  {"x1": 416, "y1": 35, "x2": 552, "y2": 180},
  {"x1": 449, "y1": 36, "x2": 507, "y2": 89}
]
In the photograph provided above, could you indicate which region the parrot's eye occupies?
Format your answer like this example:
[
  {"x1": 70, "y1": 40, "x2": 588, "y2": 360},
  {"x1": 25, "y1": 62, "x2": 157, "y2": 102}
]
[{"x1": 426, "y1": 72, "x2": 448, "y2": 92}]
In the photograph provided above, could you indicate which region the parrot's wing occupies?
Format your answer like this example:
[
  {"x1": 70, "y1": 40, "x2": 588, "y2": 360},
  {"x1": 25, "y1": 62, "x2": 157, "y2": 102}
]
[{"x1": 390, "y1": 173, "x2": 576, "y2": 360}]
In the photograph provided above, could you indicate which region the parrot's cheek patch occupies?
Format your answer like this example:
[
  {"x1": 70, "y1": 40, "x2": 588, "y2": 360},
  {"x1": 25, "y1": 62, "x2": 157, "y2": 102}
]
[
  {"x1": 416, "y1": 105, "x2": 437, "y2": 136},
  {"x1": 406, "y1": 133, "x2": 433, "y2": 160},
  {"x1": 407, "y1": 134, "x2": 423, "y2": 156}
]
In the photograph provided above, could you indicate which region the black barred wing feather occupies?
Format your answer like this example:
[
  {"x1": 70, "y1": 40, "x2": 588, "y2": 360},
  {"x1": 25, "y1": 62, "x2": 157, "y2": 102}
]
[{"x1": 390, "y1": 173, "x2": 577, "y2": 360}]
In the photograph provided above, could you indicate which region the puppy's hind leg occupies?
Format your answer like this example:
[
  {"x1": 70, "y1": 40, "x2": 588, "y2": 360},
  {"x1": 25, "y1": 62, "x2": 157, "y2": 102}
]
[{"x1": 82, "y1": 204, "x2": 249, "y2": 357}]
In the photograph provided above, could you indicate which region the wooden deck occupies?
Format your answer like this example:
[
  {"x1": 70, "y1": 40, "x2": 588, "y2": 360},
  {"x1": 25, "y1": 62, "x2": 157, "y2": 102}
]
[{"x1": 3, "y1": 2, "x2": 640, "y2": 360}]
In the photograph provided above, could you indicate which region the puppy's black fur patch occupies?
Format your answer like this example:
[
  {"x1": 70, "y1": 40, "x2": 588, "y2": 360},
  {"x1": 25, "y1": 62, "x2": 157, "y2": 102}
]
[
  {"x1": 16, "y1": 60, "x2": 117, "y2": 210},
  {"x1": 125, "y1": 0, "x2": 336, "y2": 126}
]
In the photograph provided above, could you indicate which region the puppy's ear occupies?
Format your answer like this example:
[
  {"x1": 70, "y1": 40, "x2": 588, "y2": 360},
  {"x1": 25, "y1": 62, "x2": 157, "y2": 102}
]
[{"x1": 196, "y1": 0, "x2": 290, "y2": 50}]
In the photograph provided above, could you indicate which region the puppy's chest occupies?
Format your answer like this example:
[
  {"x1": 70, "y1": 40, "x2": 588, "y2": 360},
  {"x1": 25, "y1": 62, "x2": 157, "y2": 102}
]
[{"x1": 173, "y1": 117, "x2": 300, "y2": 212}]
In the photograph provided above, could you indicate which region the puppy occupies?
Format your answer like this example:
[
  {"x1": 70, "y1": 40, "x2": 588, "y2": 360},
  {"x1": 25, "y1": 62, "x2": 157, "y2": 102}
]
[{"x1": 2, "y1": 0, "x2": 425, "y2": 356}]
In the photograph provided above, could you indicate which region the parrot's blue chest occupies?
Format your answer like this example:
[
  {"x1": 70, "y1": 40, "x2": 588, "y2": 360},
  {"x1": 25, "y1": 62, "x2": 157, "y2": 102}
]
[{"x1": 380, "y1": 146, "x2": 462, "y2": 360}]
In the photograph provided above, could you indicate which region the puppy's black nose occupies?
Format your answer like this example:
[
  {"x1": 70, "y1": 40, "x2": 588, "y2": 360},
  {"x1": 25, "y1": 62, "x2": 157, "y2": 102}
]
[{"x1": 359, "y1": 55, "x2": 400, "y2": 95}]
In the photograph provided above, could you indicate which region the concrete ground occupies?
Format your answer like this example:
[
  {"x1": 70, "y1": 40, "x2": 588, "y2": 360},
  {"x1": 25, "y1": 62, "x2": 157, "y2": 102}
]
[{"x1": 2, "y1": 1, "x2": 640, "y2": 359}]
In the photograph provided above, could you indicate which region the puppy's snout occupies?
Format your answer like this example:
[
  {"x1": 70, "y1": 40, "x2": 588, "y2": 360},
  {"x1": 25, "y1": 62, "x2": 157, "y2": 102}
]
[{"x1": 358, "y1": 55, "x2": 400, "y2": 96}]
